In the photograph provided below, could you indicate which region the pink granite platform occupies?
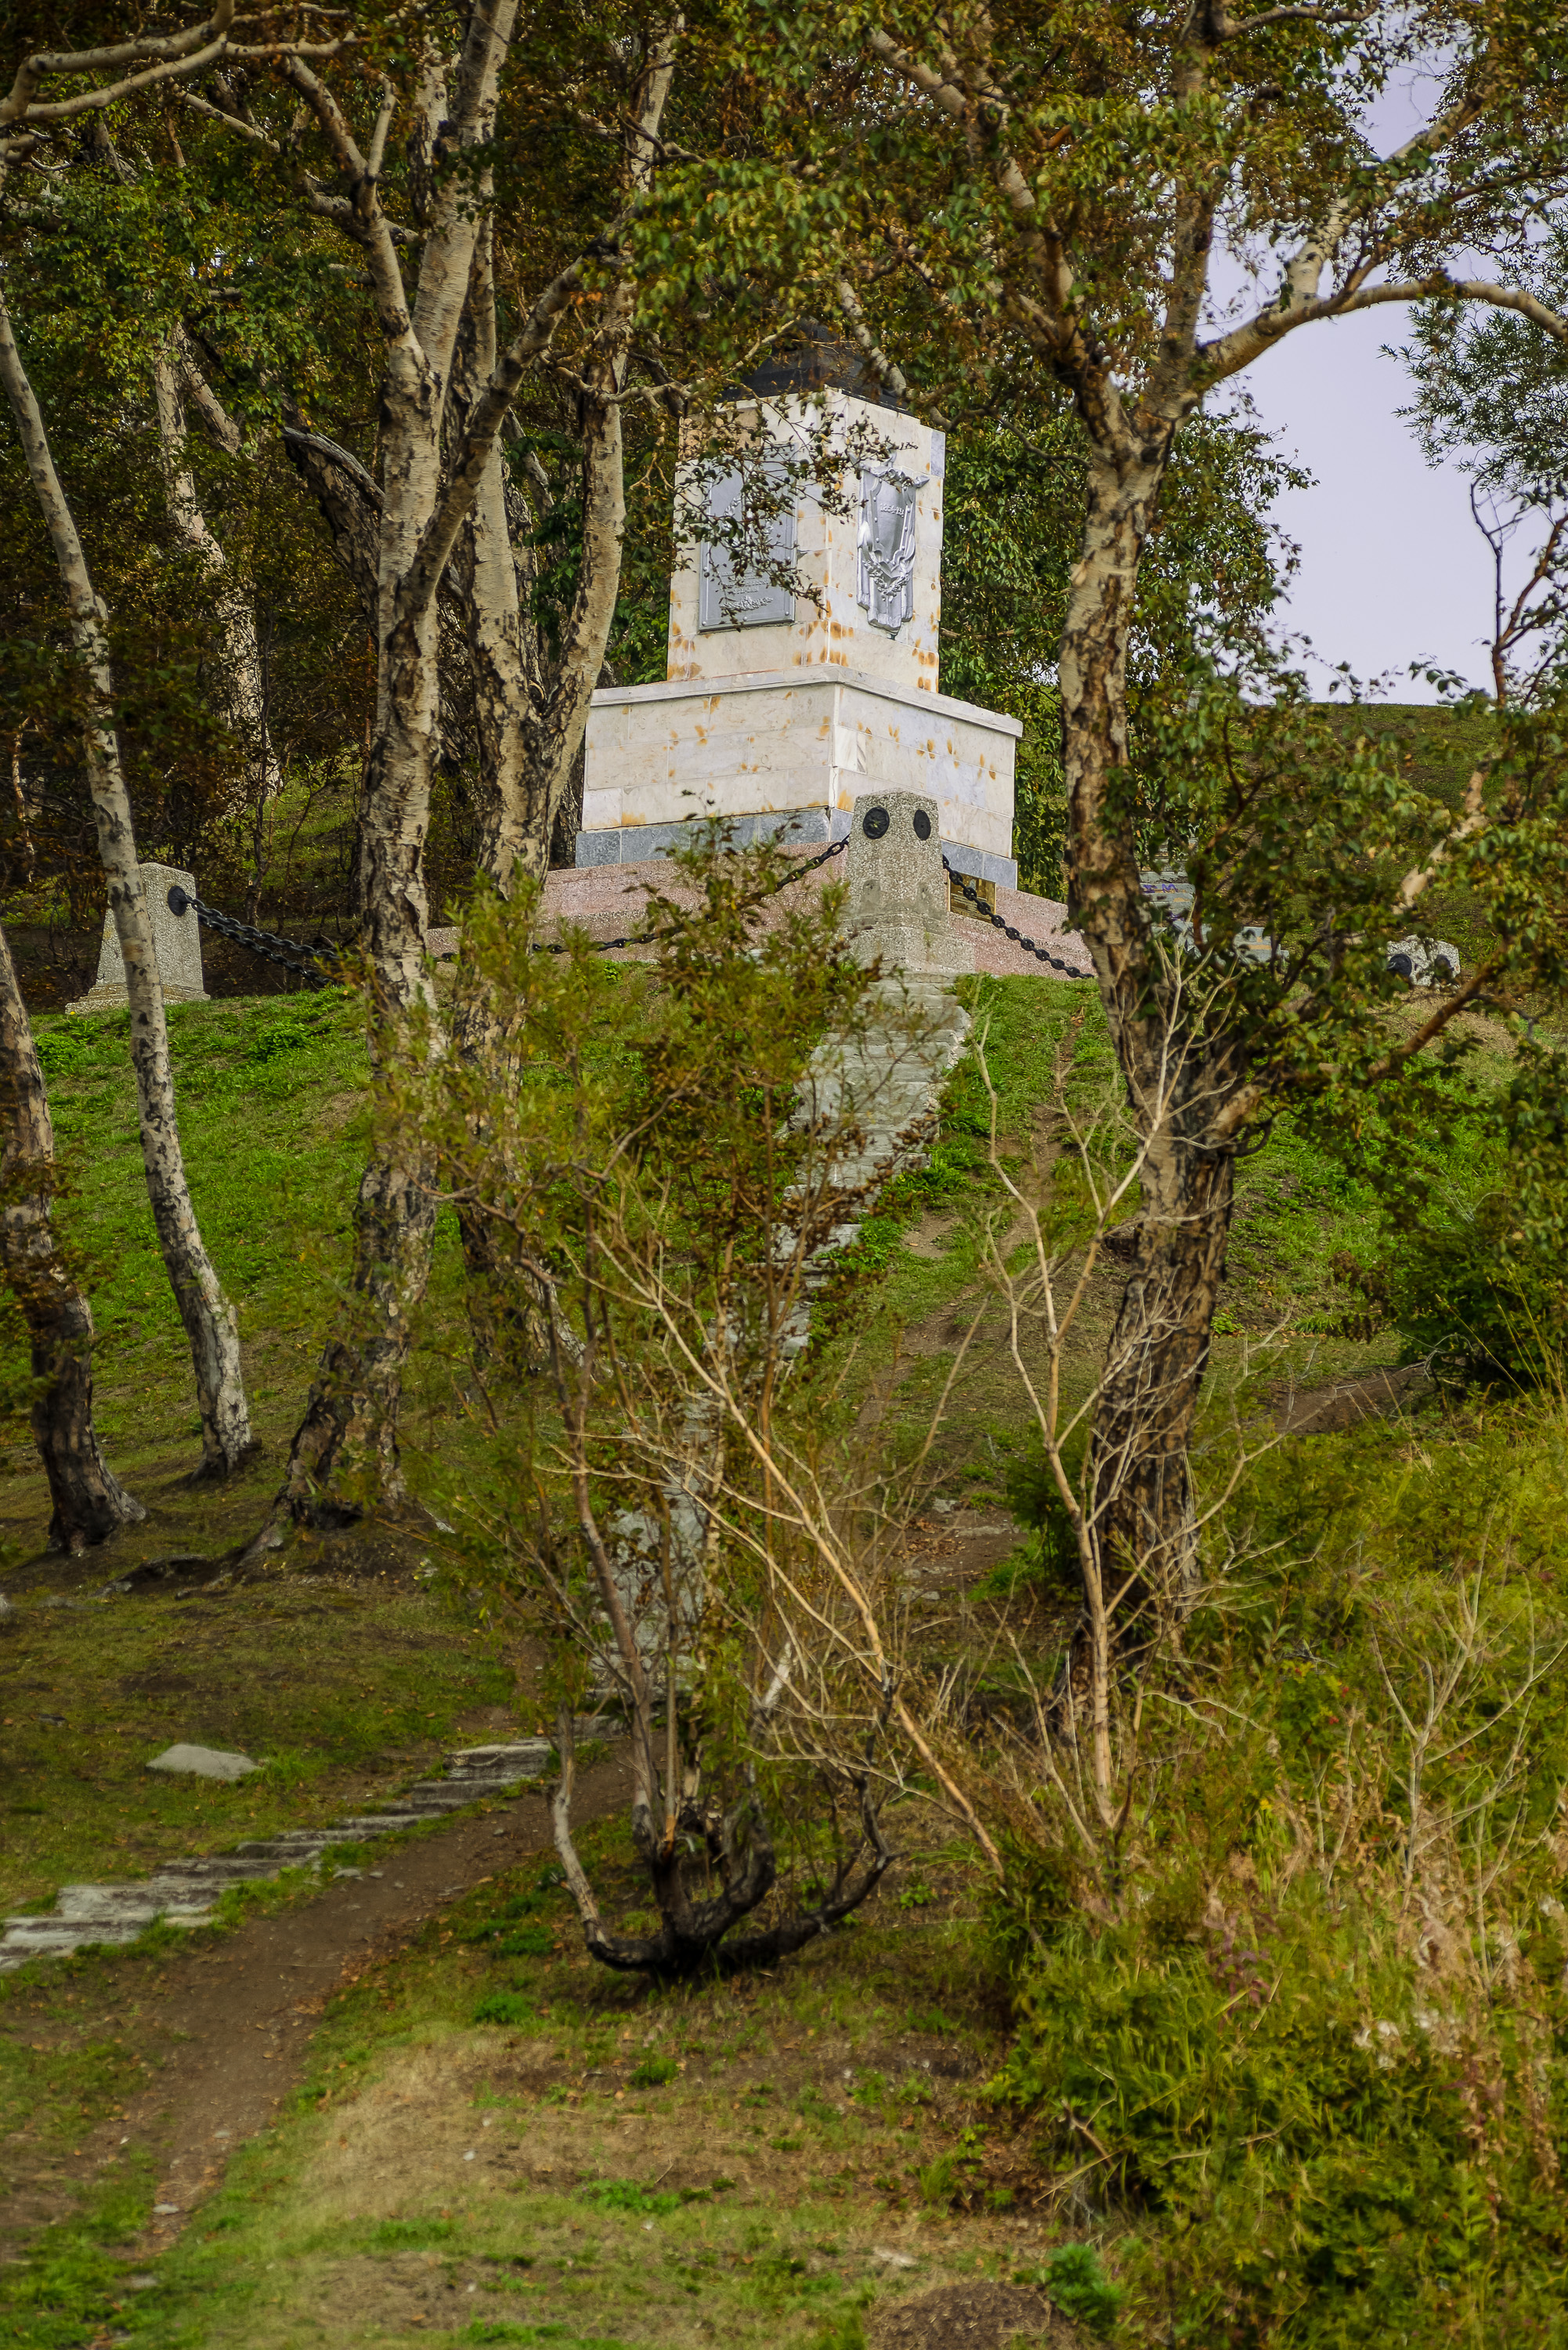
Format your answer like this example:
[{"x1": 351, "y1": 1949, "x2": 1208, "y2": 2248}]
[
  {"x1": 508, "y1": 854, "x2": 1092, "y2": 979},
  {"x1": 429, "y1": 855, "x2": 1090, "y2": 978}
]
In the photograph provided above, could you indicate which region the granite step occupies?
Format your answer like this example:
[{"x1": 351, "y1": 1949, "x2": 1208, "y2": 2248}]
[{"x1": 0, "y1": 1735, "x2": 576, "y2": 1975}]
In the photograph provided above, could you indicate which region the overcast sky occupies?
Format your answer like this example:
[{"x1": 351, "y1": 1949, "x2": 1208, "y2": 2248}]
[
  {"x1": 1237, "y1": 306, "x2": 1499, "y2": 703},
  {"x1": 1217, "y1": 51, "x2": 1523, "y2": 704}
]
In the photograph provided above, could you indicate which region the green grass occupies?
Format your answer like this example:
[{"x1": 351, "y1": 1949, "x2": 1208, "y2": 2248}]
[
  {"x1": 0, "y1": 1578, "x2": 513, "y2": 1911},
  {"x1": 0, "y1": 989, "x2": 526, "y2": 1909},
  {"x1": 0, "y1": 1810, "x2": 1043, "y2": 2350},
  {"x1": 24, "y1": 990, "x2": 378, "y2": 1460}
]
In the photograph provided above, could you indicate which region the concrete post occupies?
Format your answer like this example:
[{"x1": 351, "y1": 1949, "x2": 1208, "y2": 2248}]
[
  {"x1": 843, "y1": 789, "x2": 970, "y2": 977},
  {"x1": 67, "y1": 862, "x2": 208, "y2": 1014}
]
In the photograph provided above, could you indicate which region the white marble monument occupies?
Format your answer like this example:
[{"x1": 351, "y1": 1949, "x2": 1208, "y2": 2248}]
[
  {"x1": 576, "y1": 381, "x2": 1020, "y2": 890},
  {"x1": 67, "y1": 861, "x2": 208, "y2": 1014}
]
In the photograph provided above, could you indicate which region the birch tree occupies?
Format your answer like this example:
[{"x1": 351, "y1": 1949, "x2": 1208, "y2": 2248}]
[
  {"x1": 790, "y1": 0, "x2": 1568, "y2": 1635},
  {"x1": 164, "y1": 5, "x2": 689, "y2": 1528},
  {"x1": 0, "y1": 918, "x2": 143, "y2": 1550},
  {"x1": 0, "y1": 12, "x2": 300, "y2": 1477},
  {"x1": 0, "y1": 296, "x2": 255, "y2": 1478}
]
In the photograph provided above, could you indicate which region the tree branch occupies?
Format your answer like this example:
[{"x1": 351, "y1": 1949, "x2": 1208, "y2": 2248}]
[
  {"x1": 1204, "y1": 273, "x2": 1568, "y2": 382},
  {"x1": 280, "y1": 424, "x2": 381, "y2": 506},
  {"x1": 1203, "y1": 2, "x2": 1374, "y2": 31},
  {"x1": 398, "y1": 242, "x2": 602, "y2": 623},
  {"x1": 276, "y1": 52, "x2": 410, "y2": 328},
  {"x1": 836, "y1": 273, "x2": 909, "y2": 401},
  {"x1": 1, "y1": 4, "x2": 236, "y2": 128}
]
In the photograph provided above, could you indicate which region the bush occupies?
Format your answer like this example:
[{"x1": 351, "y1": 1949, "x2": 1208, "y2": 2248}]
[
  {"x1": 993, "y1": 1829, "x2": 1568, "y2": 2342},
  {"x1": 630, "y1": 2053, "x2": 679, "y2": 2088},
  {"x1": 1040, "y1": 2243, "x2": 1124, "y2": 2339},
  {"x1": 991, "y1": 1421, "x2": 1091, "y2": 1597},
  {"x1": 1380, "y1": 1184, "x2": 1568, "y2": 1389}
]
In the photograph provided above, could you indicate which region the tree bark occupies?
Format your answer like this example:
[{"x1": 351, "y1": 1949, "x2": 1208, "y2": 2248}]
[
  {"x1": 153, "y1": 340, "x2": 282, "y2": 819},
  {"x1": 273, "y1": 9, "x2": 518, "y2": 1523},
  {"x1": 450, "y1": 217, "x2": 537, "y2": 892},
  {"x1": 1060, "y1": 440, "x2": 1245, "y2": 1638},
  {"x1": 0, "y1": 920, "x2": 143, "y2": 1551},
  {"x1": 0, "y1": 291, "x2": 254, "y2": 1480}
]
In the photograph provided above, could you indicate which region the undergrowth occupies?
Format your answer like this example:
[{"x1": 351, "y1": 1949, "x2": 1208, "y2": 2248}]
[{"x1": 987, "y1": 1384, "x2": 1568, "y2": 2345}]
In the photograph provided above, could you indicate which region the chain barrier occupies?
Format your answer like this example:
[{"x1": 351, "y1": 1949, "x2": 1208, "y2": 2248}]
[
  {"x1": 166, "y1": 886, "x2": 340, "y2": 989},
  {"x1": 179, "y1": 838, "x2": 1100, "y2": 989},
  {"x1": 940, "y1": 857, "x2": 1095, "y2": 979}
]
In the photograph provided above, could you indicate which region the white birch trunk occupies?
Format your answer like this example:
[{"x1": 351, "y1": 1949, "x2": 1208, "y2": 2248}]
[
  {"x1": 276, "y1": 9, "x2": 519, "y2": 1520},
  {"x1": 153, "y1": 343, "x2": 282, "y2": 819},
  {"x1": 0, "y1": 293, "x2": 254, "y2": 1480}
]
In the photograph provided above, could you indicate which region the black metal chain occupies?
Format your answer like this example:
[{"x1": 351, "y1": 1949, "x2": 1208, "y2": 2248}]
[
  {"x1": 173, "y1": 842, "x2": 1093, "y2": 988},
  {"x1": 167, "y1": 887, "x2": 340, "y2": 989},
  {"x1": 940, "y1": 857, "x2": 1094, "y2": 979},
  {"x1": 172, "y1": 844, "x2": 854, "y2": 989}
]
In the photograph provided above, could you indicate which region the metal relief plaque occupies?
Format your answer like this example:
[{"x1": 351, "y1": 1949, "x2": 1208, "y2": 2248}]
[
  {"x1": 856, "y1": 466, "x2": 918, "y2": 634},
  {"x1": 698, "y1": 462, "x2": 796, "y2": 631}
]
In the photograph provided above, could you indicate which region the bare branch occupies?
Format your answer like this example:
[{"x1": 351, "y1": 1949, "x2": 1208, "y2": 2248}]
[
  {"x1": 1207, "y1": 272, "x2": 1568, "y2": 383},
  {"x1": 1, "y1": 4, "x2": 236, "y2": 128}
]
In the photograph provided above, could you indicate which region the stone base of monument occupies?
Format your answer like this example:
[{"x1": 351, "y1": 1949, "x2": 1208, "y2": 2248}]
[
  {"x1": 842, "y1": 786, "x2": 973, "y2": 978},
  {"x1": 536, "y1": 851, "x2": 1089, "y2": 977},
  {"x1": 64, "y1": 978, "x2": 210, "y2": 1015},
  {"x1": 778, "y1": 977, "x2": 972, "y2": 1369},
  {"x1": 765, "y1": 792, "x2": 980, "y2": 1362},
  {"x1": 575, "y1": 671, "x2": 1021, "y2": 891},
  {"x1": 66, "y1": 859, "x2": 208, "y2": 1015}
]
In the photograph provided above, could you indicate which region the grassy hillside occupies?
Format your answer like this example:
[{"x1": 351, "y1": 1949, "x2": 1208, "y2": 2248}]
[{"x1": 4, "y1": 962, "x2": 1568, "y2": 2348}]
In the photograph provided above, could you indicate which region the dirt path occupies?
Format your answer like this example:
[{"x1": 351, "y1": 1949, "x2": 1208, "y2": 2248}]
[
  {"x1": 0, "y1": 1751, "x2": 630, "y2": 2264},
  {"x1": 1274, "y1": 1361, "x2": 1429, "y2": 1435}
]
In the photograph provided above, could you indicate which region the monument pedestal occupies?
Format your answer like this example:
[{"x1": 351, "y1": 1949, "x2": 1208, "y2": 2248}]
[
  {"x1": 577, "y1": 667, "x2": 1020, "y2": 888},
  {"x1": 576, "y1": 381, "x2": 1021, "y2": 891}
]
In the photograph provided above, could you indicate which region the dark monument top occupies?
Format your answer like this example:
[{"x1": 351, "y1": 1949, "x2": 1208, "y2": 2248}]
[{"x1": 741, "y1": 320, "x2": 908, "y2": 413}]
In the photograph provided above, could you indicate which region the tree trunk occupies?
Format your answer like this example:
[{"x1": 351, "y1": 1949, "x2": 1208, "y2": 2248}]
[
  {"x1": 278, "y1": 1149, "x2": 439, "y2": 1520},
  {"x1": 1060, "y1": 440, "x2": 1245, "y2": 1637},
  {"x1": 1086, "y1": 1141, "x2": 1236, "y2": 1632},
  {"x1": 451, "y1": 219, "x2": 536, "y2": 894},
  {"x1": 0, "y1": 293, "x2": 255, "y2": 1480},
  {"x1": 154, "y1": 339, "x2": 282, "y2": 822},
  {"x1": 272, "y1": 14, "x2": 518, "y2": 1524},
  {"x1": 275, "y1": 483, "x2": 447, "y2": 1520},
  {"x1": 0, "y1": 920, "x2": 143, "y2": 1551}
]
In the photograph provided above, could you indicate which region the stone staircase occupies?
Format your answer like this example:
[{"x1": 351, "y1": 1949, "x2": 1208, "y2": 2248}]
[
  {"x1": 0, "y1": 1736, "x2": 577, "y2": 1973},
  {"x1": 782, "y1": 973, "x2": 971, "y2": 1359}
]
